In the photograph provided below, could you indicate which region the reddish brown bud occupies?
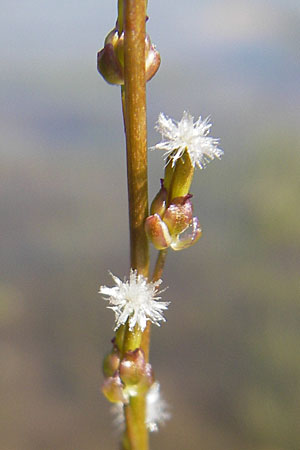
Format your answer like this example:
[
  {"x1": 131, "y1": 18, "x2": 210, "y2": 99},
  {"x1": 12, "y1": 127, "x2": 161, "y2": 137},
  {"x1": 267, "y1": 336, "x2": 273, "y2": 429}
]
[
  {"x1": 120, "y1": 349, "x2": 154, "y2": 394},
  {"x1": 97, "y1": 29, "x2": 160, "y2": 86},
  {"x1": 163, "y1": 195, "x2": 193, "y2": 236},
  {"x1": 145, "y1": 34, "x2": 161, "y2": 82},
  {"x1": 119, "y1": 349, "x2": 146, "y2": 386},
  {"x1": 145, "y1": 214, "x2": 172, "y2": 250},
  {"x1": 97, "y1": 43, "x2": 123, "y2": 85}
]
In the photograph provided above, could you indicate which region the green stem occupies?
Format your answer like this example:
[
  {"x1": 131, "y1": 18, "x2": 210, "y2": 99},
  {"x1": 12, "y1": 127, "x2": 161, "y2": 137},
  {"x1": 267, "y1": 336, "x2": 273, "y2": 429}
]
[{"x1": 124, "y1": 395, "x2": 147, "y2": 450}]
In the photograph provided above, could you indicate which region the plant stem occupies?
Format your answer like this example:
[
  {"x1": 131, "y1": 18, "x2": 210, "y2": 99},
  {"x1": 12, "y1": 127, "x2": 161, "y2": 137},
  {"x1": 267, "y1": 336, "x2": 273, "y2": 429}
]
[
  {"x1": 124, "y1": 395, "x2": 147, "y2": 450},
  {"x1": 122, "y1": 1, "x2": 149, "y2": 448},
  {"x1": 123, "y1": 0, "x2": 149, "y2": 279}
]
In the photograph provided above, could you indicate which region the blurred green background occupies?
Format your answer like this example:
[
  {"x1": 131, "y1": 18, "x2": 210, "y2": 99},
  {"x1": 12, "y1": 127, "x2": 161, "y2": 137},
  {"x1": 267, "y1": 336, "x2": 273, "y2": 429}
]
[{"x1": 1, "y1": 1, "x2": 300, "y2": 449}]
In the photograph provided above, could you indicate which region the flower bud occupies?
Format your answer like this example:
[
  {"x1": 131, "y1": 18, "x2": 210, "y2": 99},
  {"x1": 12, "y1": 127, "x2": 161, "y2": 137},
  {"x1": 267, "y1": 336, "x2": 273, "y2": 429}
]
[
  {"x1": 170, "y1": 216, "x2": 202, "y2": 251},
  {"x1": 145, "y1": 34, "x2": 161, "y2": 82},
  {"x1": 97, "y1": 29, "x2": 160, "y2": 86},
  {"x1": 120, "y1": 349, "x2": 154, "y2": 398},
  {"x1": 102, "y1": 372, "x2": 128, "y2": 404},
  {"x1": 97, "y1": 42, "x2": 124, "y2": 85},
  {"x1": 119, "y1": 349, "x2": 146, "y2": 385},
  {"x1": 150, "y1": 179, "x2": 167, "y2": 216},
  {"x1": 168, "y1": 151, "x2": 194, "y2": 200},
  {"x1": 163, "y1": 194, "x2": 193, "y2": 236},
  {"x1": 145, "y1": 214, "x2": 172, "y2": 250},
  {"x1": 103, "y1": 347, "x2": 121, "y2": 378}
]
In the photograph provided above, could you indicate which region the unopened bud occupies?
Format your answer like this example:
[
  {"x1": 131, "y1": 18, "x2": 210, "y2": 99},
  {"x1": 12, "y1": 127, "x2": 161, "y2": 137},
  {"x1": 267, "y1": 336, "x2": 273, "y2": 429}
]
[
  {"x1": 97, "y1": 29, "x2": 160, "y2": 86},
  {"x1": 145, "y1": 34, "x2": 161, "y2": 82},
  {"x1": 150, "y1": 179, "x2": 168, "y2": 216},
  {"x1": 97, "y1": 42, "x2": 124, "y2": 85},
  {"x1": 163, "y1": 194, "x2": 193, "y2": 236},
  {"x1": 120, "y1": 349, "x2": 154, "y2": 397},
  {"x1": 170, "y1": 216, "x2": 202, "y2": 251},
  {"x1": 145, "y1": 214, "x2": 172, "y2": 250},
  {"x1": 102, "y1": 372, "x2": 128, "y2": 404},
  {"x1": 103, "y1": 347, "x2": 121, "y2": 378},
  {"x1": 169, "y1": 151, "x2": 194, "y2": 200},
  {"x1": 119, "y1": 349, "x2": 146, "y2": 386}
]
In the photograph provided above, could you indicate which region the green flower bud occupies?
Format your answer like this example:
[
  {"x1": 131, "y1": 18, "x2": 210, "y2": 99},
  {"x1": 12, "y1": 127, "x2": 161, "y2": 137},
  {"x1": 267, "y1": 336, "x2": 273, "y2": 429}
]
[
  {"x1": 169, "y1": 151, "x2": 194, "y2": 200},
  {"x1": 102, "y1": 372, "x2": 128, "y2": 404},
  {"x1": 150, "y1": 179, "x2": 167, "y2": 216},
  {"x1": 145, "y1": 214, "x2": 172, "y2": 250},
  {"x1": 170, "y1": 217, "x2": 202, "y2": 251},
  {"x1": 163, "y1": 194, "x2": 193, "y2": 236}
]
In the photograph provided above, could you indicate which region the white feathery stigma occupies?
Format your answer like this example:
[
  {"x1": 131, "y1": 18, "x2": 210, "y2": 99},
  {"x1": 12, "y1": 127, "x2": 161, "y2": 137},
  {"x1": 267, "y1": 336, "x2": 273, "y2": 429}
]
[
  {"x1": 151, "y1": 111, "x2": 223, "y2": 169},
  {"x1": 146, "y1": 382, "x2": 171, "y2": 432},
  {"x1": 111, "y1": 382, "x2": 170, "y2": 433},
  {"x1": 99, "y1": 269, "x2": 170, "y2": 332}
]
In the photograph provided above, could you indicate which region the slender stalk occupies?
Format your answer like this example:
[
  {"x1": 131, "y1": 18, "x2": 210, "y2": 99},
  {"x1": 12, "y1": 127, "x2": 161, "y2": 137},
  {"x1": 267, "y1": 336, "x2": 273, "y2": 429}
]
[
  {"x1": 122, "y1": 1, "x2": 149, "y2": 448},
  {"x1": 152, "y1": 249, "x2": 168, "y2": 282}
]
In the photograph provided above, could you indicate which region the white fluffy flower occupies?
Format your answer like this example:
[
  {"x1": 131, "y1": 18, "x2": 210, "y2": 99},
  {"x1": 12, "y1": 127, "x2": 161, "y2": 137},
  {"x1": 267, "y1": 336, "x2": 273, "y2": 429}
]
[
  {"x1": 152, "y1": 111, "x2": 223, "y2": 169},
  {"x1": 99, "y1": 269, "x2": 170, "y2": 332},
  {"x1": 111, "y1": 382, "x2": 170, "y2": 433}
]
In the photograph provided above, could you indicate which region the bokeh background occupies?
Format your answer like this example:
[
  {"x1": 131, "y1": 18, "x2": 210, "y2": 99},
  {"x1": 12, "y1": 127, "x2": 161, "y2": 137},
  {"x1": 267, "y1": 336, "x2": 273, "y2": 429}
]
[{"x1": 1, "y1": 0, "x2": 300, "y2": 449}]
